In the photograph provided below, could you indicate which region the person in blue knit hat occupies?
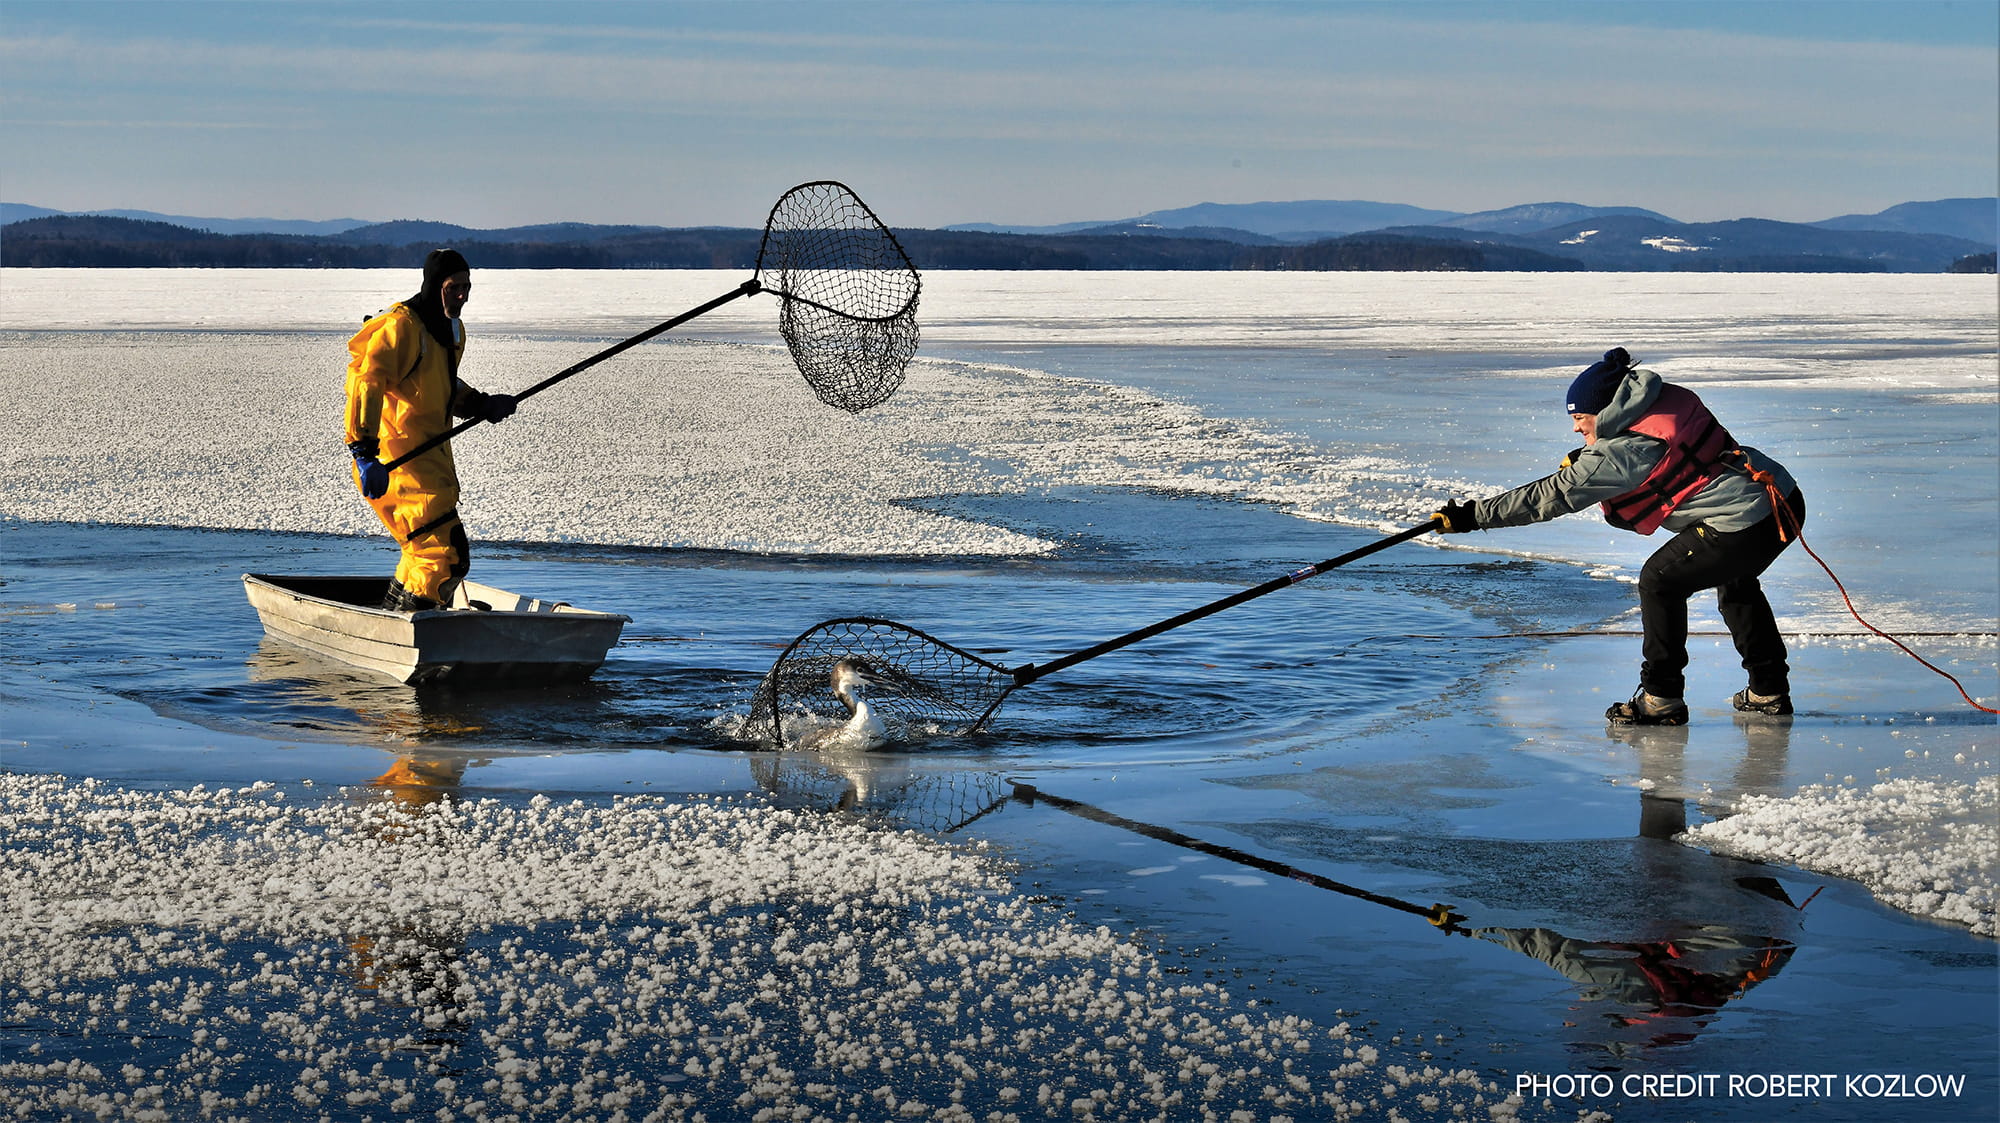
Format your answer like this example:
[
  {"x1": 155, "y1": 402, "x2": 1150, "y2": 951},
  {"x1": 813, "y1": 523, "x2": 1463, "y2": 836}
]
[{"x1": 1434, "y1": 348, "x2": 1805, "y2": 725}]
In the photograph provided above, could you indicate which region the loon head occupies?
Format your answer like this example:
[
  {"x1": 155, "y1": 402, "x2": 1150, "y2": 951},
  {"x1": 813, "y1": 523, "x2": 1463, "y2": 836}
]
[{"x1": 830, "y1": 657, "x2": 879, "y2": 712}]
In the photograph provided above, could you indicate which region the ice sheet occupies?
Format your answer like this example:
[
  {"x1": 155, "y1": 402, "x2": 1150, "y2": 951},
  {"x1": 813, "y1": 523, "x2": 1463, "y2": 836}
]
[
  {"x1": 3, "y1": 270, "x2": 1993, "y2": 630},
  {"x1": 3, "y1": 769, "x2": 1582, "y2": 1122}
]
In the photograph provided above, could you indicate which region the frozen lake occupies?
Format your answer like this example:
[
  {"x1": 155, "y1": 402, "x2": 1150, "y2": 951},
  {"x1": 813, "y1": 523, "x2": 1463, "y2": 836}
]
[{"x1": 2, "y1": 268, "x2": 1995, "y2": 1121}]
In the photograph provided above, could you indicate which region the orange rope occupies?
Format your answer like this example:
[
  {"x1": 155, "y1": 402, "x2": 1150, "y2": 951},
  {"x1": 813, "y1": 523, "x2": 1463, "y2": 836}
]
[{"x1": 1746, "y1": 465, "x2": 1999, "y2": 716}]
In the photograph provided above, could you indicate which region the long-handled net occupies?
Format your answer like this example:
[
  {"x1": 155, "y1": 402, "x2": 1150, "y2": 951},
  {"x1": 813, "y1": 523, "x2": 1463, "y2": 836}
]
[
  {"x1": 383, "y1": 181, "x2": 919, "y2": 471},
  {"x1": 747, "y1": 520, "x2": 1440, "y2": 746}
]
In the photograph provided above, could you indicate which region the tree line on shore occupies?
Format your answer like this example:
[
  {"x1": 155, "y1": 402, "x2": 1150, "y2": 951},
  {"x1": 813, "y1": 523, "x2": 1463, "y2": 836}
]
[{"x1": 3, "y1": 213, "x2": 1991, "y2": 273}]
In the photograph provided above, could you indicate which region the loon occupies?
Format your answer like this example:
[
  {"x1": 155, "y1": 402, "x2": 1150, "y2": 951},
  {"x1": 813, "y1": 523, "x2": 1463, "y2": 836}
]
[{"x1": 825, "y1": 656, "x2": 888, "y2": 750}]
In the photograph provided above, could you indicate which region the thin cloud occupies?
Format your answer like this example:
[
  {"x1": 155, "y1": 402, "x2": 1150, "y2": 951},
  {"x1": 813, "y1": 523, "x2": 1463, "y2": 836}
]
[{"x1": 2, "y1": 3, "x2": 1990, "y2": 226}]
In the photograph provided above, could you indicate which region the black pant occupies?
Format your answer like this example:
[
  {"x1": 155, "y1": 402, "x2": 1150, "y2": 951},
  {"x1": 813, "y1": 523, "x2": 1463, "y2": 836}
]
[
  {"x1": 1637, "y1": 490, "x2": 1805, "y2": 699},
  {"x1": 438, "y1": 522, "x2": 472, "y2": 606}
]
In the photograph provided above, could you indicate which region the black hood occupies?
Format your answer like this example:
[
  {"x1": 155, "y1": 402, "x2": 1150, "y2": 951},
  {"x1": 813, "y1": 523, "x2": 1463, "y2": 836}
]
[{"x1": 406, "y1": 247, "x2": 469, "y2": 352}]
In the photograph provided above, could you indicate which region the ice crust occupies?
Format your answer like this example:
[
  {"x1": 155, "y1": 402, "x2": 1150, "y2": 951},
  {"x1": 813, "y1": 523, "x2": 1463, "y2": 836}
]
[
  {"x1": 0, "y1": 330, "x2": 1480, "y2": 558},
  {"x1": 0, "y1": 771, "x2": 1598, "y2": 1123},
  {"x1": 1683, "y1": 773, "x2": 1998, "y2": 937},
  {"x1": 3, "y1": 268, "x2": 1992, "y2": 630}
]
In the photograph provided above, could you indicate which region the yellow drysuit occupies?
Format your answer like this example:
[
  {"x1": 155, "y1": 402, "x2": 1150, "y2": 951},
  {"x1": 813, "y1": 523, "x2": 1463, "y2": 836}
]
[{"x1": 344, "y1": 304, "x2": 469, "y2": 603}]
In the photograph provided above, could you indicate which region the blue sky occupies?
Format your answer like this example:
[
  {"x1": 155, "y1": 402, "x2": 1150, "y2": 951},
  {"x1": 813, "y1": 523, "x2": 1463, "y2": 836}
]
[{"x1": 4, "y1": 1, "x2": 1994, "y2": 229}]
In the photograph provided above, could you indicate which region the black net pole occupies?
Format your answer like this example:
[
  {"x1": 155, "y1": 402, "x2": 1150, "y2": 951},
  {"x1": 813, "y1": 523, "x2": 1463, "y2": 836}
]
[
  {"x1": 1013, "y1": 519, "x2": 1440, "y2": 686},
  {"x1": 750, "y1": 520, "x2": 1441, "y2": 744},
  {"x1": 382, "y1": 282, "x2": 761, "y2": 472},
  {"x1": 512, "y1": 282, "x2": 762, "y2": 402}
]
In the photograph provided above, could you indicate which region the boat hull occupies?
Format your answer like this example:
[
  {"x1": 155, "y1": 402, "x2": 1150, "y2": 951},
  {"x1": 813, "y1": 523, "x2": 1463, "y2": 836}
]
[{"x1": 242, "y1": 574, "x2": 629, "y2": 685}]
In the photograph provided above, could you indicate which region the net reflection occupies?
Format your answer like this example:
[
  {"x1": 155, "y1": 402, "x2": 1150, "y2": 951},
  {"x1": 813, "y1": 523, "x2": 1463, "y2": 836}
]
[
  {"x1": 749, "y1": 750, "x2": 1011, "y2": 835},
  {"x1": 1000, "y1": 749, "x2": 1809, "y2": 1058}
]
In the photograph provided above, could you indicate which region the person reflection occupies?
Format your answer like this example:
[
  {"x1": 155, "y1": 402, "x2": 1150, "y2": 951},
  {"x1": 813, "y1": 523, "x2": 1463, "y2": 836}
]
[
  {"x1": 1624, "y1": 722, "x2": 1693, "y2": 840},
  {"x1": 1730, "y1": 711, "x2": 1794, "y2": 798},
  {"x1": 1003, "y1": 770, "x2": 1803, "y2": 1054},
  {"x1": 1474, "y1": 917, "x2": 1795, "y2": 1051},
  {"x1": 368, "y1": 752, "x2": 470, "y2": 807},
  {"x1": 343, "y1": 751, "x2": 476, "y2": 1043},
  {"x1": 1617, "y1": 713, "x2": 1795, "y2": 834},
  {"x1": 1473, "y1": 721, "x2": 1801, "y2": 1052}
]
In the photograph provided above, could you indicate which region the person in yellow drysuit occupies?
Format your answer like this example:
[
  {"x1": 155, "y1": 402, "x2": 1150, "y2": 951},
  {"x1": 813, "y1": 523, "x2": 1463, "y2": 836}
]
[{"x1": 344, "y1": 248, "x2": 516, "y2": 611}]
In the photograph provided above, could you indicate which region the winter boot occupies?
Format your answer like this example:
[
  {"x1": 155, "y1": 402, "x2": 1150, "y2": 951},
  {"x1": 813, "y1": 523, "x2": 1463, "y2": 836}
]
[
  {"x1": 1731, "y1": 688, "x2": 1794, "y2": 716},
  {"x1": 1606, "y1": 688, "x2": 1689, "y2": 726},
  {"x1": 381, "y1": 580, "x2": 442, "y2": 614}
]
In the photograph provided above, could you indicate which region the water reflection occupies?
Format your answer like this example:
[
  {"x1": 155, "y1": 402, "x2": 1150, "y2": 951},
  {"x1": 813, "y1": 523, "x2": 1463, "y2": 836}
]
[
  {"x1": 332, "y1": 750, "x2": 484, "y2": 1059},
  {"x1": 239, "y1": 634, "x2": 1820, "y2": 1065},
  {"x1": 1475, "y1": 911, "x2": 1796, "y2": 1054},
  {"x1": 1610, "y1": 712, "x2": 1796, "y2": 826},
  {"x1": 246, "y1": 640, "x2": 514, "y2": 742},
  {"x1": 793, "y1": 737, "x2": 1815, "y2": 1059},
  {"x1": 1729, "y1": 712, "x2": 1795, "y2": 798},
  {"x1": 1467, "y1": 717, "x2": 1805, "y2": 1054},
  {"x1": 244, "y1": 639, "x2": 680, "y2": 748},
  {"x1": 367, "y1": 752, "x2": 472, "y2": 806},
  {"x1": 749, "y1": 750, "x2": 1012, "y2": 834}
]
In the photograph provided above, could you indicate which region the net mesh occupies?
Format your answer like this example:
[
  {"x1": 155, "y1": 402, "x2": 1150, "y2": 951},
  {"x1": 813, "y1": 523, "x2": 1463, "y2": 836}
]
[
  {"x1": 755, "y1": 181, "x2": 922, "y2": 414},
  {"x1": 777, "y1": 299, "x2": 918, "y2": 414},
  {"x1": 746, "y1": 617, "x2": 1019, "y2": 747}
]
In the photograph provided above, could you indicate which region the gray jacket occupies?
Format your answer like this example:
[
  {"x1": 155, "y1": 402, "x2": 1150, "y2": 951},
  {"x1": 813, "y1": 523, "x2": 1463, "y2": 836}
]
[{"x1": 1474, "y1": 368, "x2": 1796, "y2": 535}]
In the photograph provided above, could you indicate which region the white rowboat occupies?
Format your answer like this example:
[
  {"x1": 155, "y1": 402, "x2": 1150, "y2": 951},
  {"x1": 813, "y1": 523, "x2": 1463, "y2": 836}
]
[{"x1": 242, "y1": 574, "x2": 629, "y2": 685}]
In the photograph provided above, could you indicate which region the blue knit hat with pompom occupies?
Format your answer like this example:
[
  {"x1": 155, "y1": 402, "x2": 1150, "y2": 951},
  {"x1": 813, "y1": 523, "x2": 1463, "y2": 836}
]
[{"x1": 1565, "y1": 347, "x2": 1633, "y2": 415}]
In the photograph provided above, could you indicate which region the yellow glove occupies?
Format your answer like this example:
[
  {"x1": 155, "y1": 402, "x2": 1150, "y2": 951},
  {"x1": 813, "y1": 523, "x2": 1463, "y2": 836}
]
[{"x1": 1561, "y1": 447, "x2": 1586, "y2": 469}]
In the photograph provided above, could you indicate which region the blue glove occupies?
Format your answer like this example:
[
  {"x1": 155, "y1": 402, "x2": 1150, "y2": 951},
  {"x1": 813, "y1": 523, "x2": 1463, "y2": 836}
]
[
  {"x1": 353, "y1": 454, "x2": 389, "y2": 500},
  {"x1": 347, "y1": 439, "x2": 391, "y2": 499}
]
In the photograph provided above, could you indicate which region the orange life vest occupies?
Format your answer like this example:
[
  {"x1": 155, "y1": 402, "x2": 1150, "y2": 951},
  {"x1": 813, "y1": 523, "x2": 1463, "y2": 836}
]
[{"x1": 1600, "y1": 384, "x2": 1736, "y2": 535}]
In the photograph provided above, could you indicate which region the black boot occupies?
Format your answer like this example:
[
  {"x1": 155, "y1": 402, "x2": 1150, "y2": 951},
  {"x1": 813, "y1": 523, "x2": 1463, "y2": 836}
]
[
  {"x1": 1731, "y1": 688, "x2": 1794, "y2": 716},
  {"x1": 381, "y1": 580, "x2": 442, "y2": 613},
  {"x1": 1606, "y1": 688, "x2": 1689, "y2": 726}
]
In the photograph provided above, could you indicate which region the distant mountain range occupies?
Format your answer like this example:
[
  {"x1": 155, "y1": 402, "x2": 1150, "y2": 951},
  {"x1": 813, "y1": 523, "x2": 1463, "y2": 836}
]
[
  {"x1": 0, "y1": 203, "x2": 375, "y2": 238},
  {"x1": 3, "y1": 197, "x2": 1992, "y2": 273},
  {"x1": 947, "y1": 197, "x2": 1993, "y2": 246}
]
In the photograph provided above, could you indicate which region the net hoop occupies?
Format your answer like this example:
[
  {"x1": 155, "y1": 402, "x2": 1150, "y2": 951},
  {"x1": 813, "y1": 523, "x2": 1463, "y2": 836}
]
[
  {"x1": 749, "y1": 181, "x2": 921, "y2": 413},
  {"x1": 748, "y1": 616, "x2": 1020, "y2": 748},
  {"x1": 754, "y1": 181, "x2": 922, "y2": 323}
]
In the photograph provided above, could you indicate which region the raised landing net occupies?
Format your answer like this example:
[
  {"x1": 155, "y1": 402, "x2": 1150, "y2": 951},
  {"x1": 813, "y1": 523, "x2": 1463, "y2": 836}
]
[{"x1": 756, "y1": 181, "x2": 921, "y2": 414}]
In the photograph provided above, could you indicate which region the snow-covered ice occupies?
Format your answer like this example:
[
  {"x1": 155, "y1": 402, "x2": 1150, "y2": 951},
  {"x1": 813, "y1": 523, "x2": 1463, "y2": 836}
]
[
  {"x1": 1683, "y1": 773, "x2": 1997, "y2": 936},
  {"x1": 0, "y1": 770, "x2": 1598, "y2": 1122}
]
